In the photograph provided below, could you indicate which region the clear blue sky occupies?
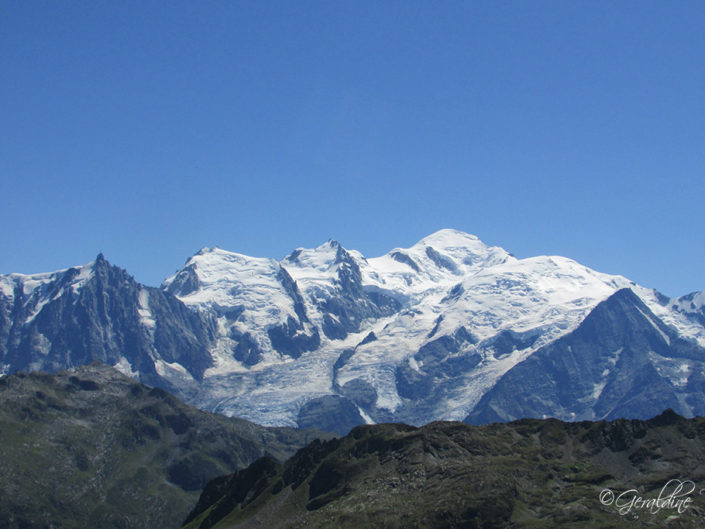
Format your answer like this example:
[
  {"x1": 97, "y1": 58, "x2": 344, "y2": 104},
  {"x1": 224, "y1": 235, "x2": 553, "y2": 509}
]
[{"x1": 1, "y1": 1, "x2": 703, "y2": 297}]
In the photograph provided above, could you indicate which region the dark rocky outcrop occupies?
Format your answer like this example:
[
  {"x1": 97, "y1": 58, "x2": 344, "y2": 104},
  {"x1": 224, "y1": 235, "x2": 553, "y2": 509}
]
[
  {"x1": 183, "y1": 412, "x2": 705, "y2": 529},
  {"x1": 396, "y1": 326, "x2": 480, "y2": 400},
  {"x1": 315, "y1": 242, "x2": 401, "y2": 341},
  {"x1": 389, "y1": 250, "x2": 420, "y2": 272},
  {"x1": 297, "y1": 395, "x2": 365, "y2": 435},
  {"x1": 265, "y1": 267, "x2": 321, "y2": 359}
]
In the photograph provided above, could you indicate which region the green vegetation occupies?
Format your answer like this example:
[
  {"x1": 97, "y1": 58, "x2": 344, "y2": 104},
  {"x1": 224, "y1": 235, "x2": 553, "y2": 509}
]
[
  {"x1": 183, "y1": 414, "x2": 705, "y2": 529},
  {"x1": 0, "y1": 364, "x2": 328, "y2": 529},
  {"x1": 4, "y1": 363, "x2": 705, "y2": 529}
]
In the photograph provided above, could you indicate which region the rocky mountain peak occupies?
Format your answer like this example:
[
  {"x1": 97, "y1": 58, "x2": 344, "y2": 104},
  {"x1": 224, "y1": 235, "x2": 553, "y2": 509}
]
[{"x1": 2, "y1": 231, "x2": 705, "y2": 433}]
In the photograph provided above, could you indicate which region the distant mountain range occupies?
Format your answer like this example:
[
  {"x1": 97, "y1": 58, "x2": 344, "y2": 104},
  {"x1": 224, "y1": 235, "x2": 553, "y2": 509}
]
[{"x1": 2, "y1": 229, "x2": 704, "y2": 432}]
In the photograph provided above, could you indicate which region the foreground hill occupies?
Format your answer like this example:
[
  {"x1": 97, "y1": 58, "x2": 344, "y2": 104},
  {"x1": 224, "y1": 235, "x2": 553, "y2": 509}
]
[
  {"x1": 0, "y1": 364, "x2": 327, "y2": 529},
  {"x1": 183, "y1": 411, "x2": 705, "y2": 529}
]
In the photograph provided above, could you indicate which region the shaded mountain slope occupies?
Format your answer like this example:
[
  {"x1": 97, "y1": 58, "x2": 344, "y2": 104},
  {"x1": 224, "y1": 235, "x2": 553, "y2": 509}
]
[
  {"x1": 0, "y1": 364, "x2": 328, "y2": 529},
  {"x1": 0, "y1": 254, "x2": 216, "y2": 393},
  {"x1": 183, "y1": 412, "x2": 705, "y2": 529},
  {"x1": 465, "y1": 288, "x2": 705, "y2": 424}
]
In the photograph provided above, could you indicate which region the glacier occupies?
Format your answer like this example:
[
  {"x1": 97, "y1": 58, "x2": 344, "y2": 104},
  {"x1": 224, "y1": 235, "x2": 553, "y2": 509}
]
[{"x1": 2, "y1": 229, "x2": 704, "y2": 432}]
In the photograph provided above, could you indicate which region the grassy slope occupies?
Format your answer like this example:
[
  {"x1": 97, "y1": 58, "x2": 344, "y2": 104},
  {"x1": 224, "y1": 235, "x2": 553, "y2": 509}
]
[
  {"x1": 183, "y1": 413, "x2": 705, "y2": 529},
  {"x1": 0, "y1": 364, "x2": 328, "y2": 529}
]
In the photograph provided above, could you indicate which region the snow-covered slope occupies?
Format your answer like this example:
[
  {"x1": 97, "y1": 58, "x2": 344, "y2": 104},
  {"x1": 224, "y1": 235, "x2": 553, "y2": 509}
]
[
  {"x1": 2, "y1": 229, "x2": 704, "y2": 431},
  {"x1": 466, "y1": 288, "x2": 705, "y2": 424},
  {"x1": 359, "y1": 229, "x2": 514, "y2": 300},
  {"x1": 163, "y1": 247, "x2": 319, "y2": 371},
  {"x1": 335, "y1": 255, "x2": 630, "y2": 421},
  {"x1": 0, "y1": 263, "x2": 95, "y2": 326},
  {"x1": 157, "y1": 229, "x2": 705, "y2": 427}
]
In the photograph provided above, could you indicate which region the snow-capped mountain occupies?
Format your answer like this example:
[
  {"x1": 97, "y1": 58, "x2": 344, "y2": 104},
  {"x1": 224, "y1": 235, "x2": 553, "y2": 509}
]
[
  {"x1": 466, "y1": 288, "x2": 705, "y2": 424},
  {"x1": 2, "y1": 230, "x2": 704, "y2": 433},
  {"x1": 0, "y1": 254, "x2": 215, "y2": 391},
  {"x1": 163, "y1": 247, "x2": 321, "y2": 369}
]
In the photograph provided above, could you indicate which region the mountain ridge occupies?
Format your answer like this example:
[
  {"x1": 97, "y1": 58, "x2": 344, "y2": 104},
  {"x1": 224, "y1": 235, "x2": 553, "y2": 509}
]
[
  {"x1": 181, "y1": 410, "x2": 705, "y2": 529},
  {"x1": 0, "y1": 363, "x2": 329, "y2": 529},
  {"x1": 2, "y1": 229, "x2": 704, "y2": 432}
]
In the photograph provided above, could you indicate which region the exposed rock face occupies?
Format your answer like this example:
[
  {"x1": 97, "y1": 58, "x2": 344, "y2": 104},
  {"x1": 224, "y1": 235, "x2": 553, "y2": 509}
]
[
  {"x1": 296, "y1": 395, "x2": 365, "y2": 436},
  {"x1": 0, "y1": 255, "x2": 216, "y2": 392},
  {"x1": 266, "y1": 267, "x2": 321, "y2": 359},
  {"x1": 182, "y1": 412, "x2": 705, "y2": 529},
  {"x1": 673, "y1": 290, "x2": 705, "y2": 329},
  {"x1": 466, "y1": 289, "x2": 705, "y2": 424},
  {"x1": 283, "y1": 240, "x2": 401, "y2": 341},
  {"x1": 395, "y1": 327, "x2": 480, "y2": 401}
]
